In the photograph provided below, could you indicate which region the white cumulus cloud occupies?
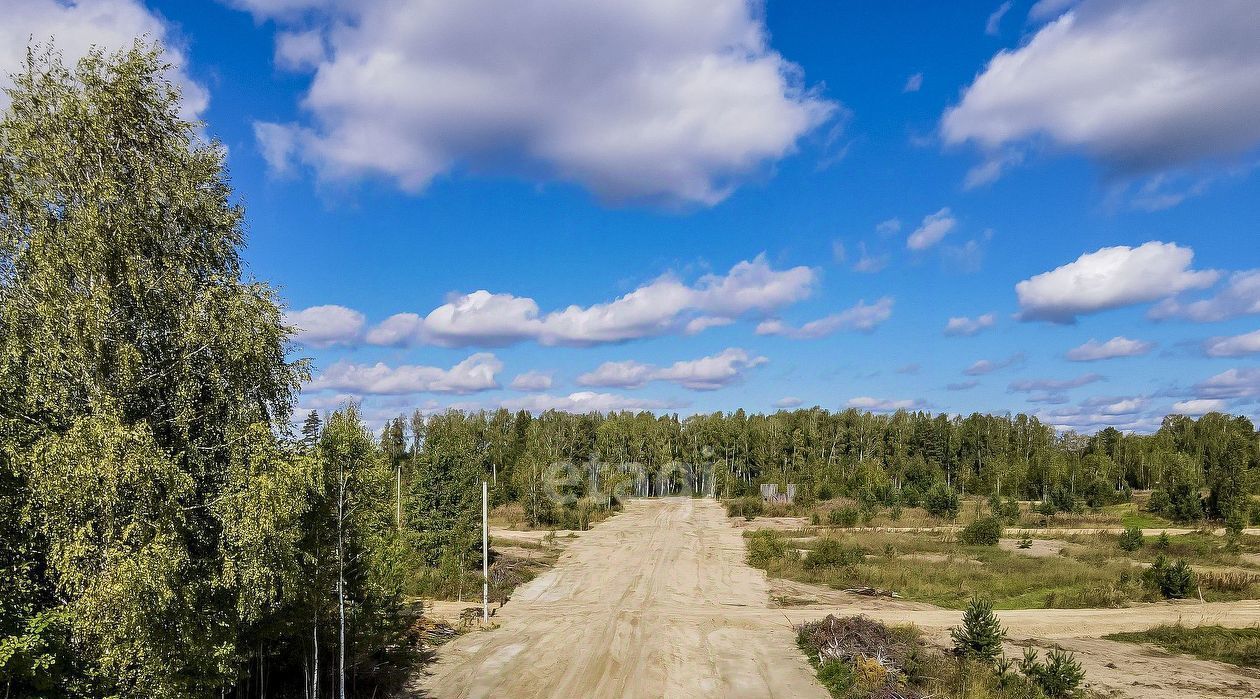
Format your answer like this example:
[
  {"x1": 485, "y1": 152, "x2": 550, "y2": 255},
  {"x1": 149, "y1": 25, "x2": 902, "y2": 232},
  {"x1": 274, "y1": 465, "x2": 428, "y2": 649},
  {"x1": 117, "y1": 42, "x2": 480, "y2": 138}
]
[
  {"x1": 1203, "y1": 329, "x2": 1260, "y2": 358},
  {"x1": 756, "y1": 297, "x2": 894, "y2": 339},
  {"x1": 577, "y1": 348, "x2": 766, "y2": 391},
  {"x1": 498, "y1": 391, "x2": 681, "y2": 414},
  {"x1": 509, "y1": 370, "x2": 554, "y2": 392},
  {"x1": 285, "y1": 304, "x2": 365, "y2": 347},
  {"x1": 244, "y1": 0, "x2": 836, "y2": 206},
  {"x1": 1149, "y1": 269, "x2": 1260, "y2": 323},
  {"x1": 307, "y1": 353, "x2": 502, "y2": 395},
  {"x1": 943, "y1": 0, "x2": 1260, "y2": 183},
  {"x1": 846, "y1": 396, "x2": 927, "y2": 412},
  {"x1": 1015, "y1": 242, "x2": 1218, "y2": 323},
  {"x1": 906, "y1": 208, "x2": 956, "y2": 251},
  {"x1": 944, "y1": 313, "x2": 996, "y2": 337},
  {"x1": 1171, "y1": 398, "x2": 1230, "y2": 416},
  {"x1": 963, "y1": 353, "x2": 1024, "y2": 376},
  {"x1": 365, "y1": 255, "x2": 815, "y2": 348},
  {"x1": 1065, "y1": 336, "x2": 1154, "y2": 361}
]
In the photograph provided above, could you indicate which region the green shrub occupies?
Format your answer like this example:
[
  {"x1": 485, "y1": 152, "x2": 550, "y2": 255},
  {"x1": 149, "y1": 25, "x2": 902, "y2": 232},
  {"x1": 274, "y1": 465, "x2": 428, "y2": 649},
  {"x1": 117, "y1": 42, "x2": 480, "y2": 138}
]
[
  {"x1": 1150, "y1": 482, "x2": 1204, "y2": 523},
  {"x1": 804, "y1": 538, "x2": 866, "y2": 569},
  {"x1": 1048, "y1": 486, "x2": 1082, "y2": 514},
  {"x1": 902, "y1": 484, "x2": 922, "y2": 508},
  {"x1": 959, "y1": 517, "x2": 1003, "y2": 546},
  {"x1": 810, "y1": 512, "x2": 821, "y2": 526},
  {"x1": 1155, "y1": 531, "x2": 1171, "y2": 550},
  {"x1": 815, "y1": 659, "x2": 854, "y2": 695},
  {"x1": 746, "y1": 531, "x2": 791, "y2": 567},
  {"x1": 726, "y1": 496, "x2": 765, "y2": 520},
  {"x1": 1144, "y1": 555, "x2": 1196, "y2": 599},
  {"x1": 951, "y1": 596, "x2": 1005, "y2": 663},
  {"x1": 1030, "y1": 648, "x2": 1086, "y2": 698},
  {"x1": 828, "y1": 506, "x2": 860, "y2": 527},
  {"x1": 1118, "y1": 526, "x2": 1144, "y2": 552},
  {"x1": 924, "y1": 483, "x2": 960, "y2": 519},
  {"x1": 990, "y1": 495, "x2": 1021, "y2": 522},
  {"x1": 816, "y1": 482, "x2": 835, "y2": 501}
]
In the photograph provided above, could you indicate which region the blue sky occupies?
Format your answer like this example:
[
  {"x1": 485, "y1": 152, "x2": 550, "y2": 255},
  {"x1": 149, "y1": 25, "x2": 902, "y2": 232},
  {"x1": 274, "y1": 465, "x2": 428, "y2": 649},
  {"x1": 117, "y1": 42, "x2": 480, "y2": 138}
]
[{"x1": 6, "y1": 0, "x2": 1259, "y2": 432}]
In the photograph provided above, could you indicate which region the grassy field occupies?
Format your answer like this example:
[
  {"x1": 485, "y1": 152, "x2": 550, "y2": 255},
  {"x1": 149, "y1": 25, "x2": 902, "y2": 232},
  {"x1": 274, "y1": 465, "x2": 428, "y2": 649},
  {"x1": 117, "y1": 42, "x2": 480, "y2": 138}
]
[
  {"x1": 1105, "y1": 624, "x2": 1260, "y2": 669},
  {"x1": 783, "y1": 496, "x2": 1183, "y2": 531},
  {"x1": 746, "y1": 527, "x2": 1260, "y2": 609}
]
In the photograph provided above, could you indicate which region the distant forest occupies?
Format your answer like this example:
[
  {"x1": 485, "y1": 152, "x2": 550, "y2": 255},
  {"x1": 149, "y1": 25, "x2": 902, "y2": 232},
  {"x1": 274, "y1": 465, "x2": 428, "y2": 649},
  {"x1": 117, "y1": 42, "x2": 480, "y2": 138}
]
[{"x1": 378, "y1": 404, "x2": 1259, "y2": 531}]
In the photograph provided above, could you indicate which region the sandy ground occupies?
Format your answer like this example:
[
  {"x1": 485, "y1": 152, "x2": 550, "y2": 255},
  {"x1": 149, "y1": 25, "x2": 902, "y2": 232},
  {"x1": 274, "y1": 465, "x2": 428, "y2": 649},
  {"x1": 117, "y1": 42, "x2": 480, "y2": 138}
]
[
  {"x1": 412, "y1": 497, "x2": 829, "y2": 699},
  {"x1": 412, "y1": 499, "x2": 1260, "y2": 699}
]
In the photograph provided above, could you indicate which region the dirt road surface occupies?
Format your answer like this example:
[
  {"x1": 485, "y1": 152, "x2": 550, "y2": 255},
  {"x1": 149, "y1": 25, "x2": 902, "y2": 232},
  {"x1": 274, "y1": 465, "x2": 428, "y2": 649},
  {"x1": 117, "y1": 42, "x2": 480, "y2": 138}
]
[
  {"x1": 413, "y1": 498, "x2": 1260, "y2": 698},
  {"x1": 413, "y1": 497, "x2": 828, "y2": 699}
]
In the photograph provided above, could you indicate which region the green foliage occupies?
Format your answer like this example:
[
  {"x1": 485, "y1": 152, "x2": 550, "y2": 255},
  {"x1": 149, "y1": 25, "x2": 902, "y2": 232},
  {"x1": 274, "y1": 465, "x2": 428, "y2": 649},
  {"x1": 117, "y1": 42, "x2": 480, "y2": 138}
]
[
  {"x1": 1149, "y1": 480, "x2": 1204, "y2": 523},
  {"x1": 959, "y1": 517, "x2": 1004, "y2": 546},
  {"x1": 803, "y1": 539, "x2": 866, "y2": 569},
  {"x1": 1143, "y1": 555, "x2": 1196, "y2": 599},
  {"x1": 925, "y1": 483, "x2": 961, "y2": 519},
  {"x1": 1019, "y1": 648, "x2": 1085, "y2": 698},
  {"x1": 0, "y1": 42, "x2": 322, "y2": 698},
  {"x1": 989, "y1": 495, "x2": 1021, "y2": 522},
  {"x1": 0, "y1": 44, "x2": 417, "y2": 698},
  {"x1": 1118, "y1": 526, "x2": 1144, "y2": 552},
  {"x1": 746, "y1": 531, "x2": 792, "y2": 568},
  {"x1": 727, "y1": 496, "x2": 765, "y2": 521},
  {"x1": 828, "y1": 506, "x2": 860, "y2": 527},
  {"x1": 815, "y1": 659, "x2": 855, "y2": 696},
  {"x1": 951, "y1": 597, "x2": 1006, "y2": 663}
]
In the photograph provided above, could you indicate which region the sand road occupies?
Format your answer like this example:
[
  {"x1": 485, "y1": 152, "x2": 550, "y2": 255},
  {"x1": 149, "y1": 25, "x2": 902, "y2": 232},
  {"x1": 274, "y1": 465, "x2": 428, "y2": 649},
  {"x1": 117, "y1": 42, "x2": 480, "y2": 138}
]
[{"x1": 413, "y1": 497, "x2": 828, "y2": 699}]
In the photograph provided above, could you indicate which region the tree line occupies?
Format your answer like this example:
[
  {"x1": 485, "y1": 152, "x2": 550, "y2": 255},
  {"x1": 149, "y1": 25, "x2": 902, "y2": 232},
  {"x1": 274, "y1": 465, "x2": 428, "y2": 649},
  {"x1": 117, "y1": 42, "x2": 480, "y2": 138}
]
[
  {"x1": 377, "y1": 403, "x2": 1257, "y2": 532},
  {"x1": 1, "y1": 41, "x2": 1257, "y2": 699}
]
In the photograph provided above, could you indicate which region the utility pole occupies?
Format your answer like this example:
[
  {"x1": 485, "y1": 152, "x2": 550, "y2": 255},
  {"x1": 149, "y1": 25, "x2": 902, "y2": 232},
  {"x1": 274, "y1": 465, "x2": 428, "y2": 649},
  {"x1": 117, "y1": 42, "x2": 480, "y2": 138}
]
[{"x1": 482, "y1": 480, "x2": 489, "y2": 624}]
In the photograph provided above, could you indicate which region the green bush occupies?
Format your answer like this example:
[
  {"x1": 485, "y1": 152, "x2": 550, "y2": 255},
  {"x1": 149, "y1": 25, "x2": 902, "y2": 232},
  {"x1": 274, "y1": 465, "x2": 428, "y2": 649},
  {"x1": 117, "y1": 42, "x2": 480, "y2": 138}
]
[
  {"x1": 1118, "y1": 526, "x2": 1144, "y2": 552},
  {"x1": 1149, "y1": 482, "x2": 1204, "y2": 523},
  {"x1": 1018, "y1": 648, "x2": 1085, "y2": 698},
  {"x1": 828, "y1": 506, "x2": 860, "y2": 527},
  {"x1": 804, "y1": 538, "x2": 866, "y2": 569},
  {"x1": 726, "y1": 496, "x2": 765, "y2": 520},
  {"x1": 959, "y1": 517, "x2": 1003, "y2": 546},
  {"x1": 989, "y1": 495, "x2": 1021, "y2": 522},
  {"x1": 924, "y1": 482, "x2": 961, "y2": 519},
  {"x1": 815, "y1": 659, "x2": 854, "y2": 696},
  {"x1": 1048, "y1": 486, "x2": 1082, "y2": 514},
  {"x1": 902, "y1": 484, "x2": 922, "y2": 508},
  {"x1": 1144, "y1": 555, "x2": 1196, "y2": 599},
  {"x1": 746, "y1": 530, "x2": 791, "y2": 567}
]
